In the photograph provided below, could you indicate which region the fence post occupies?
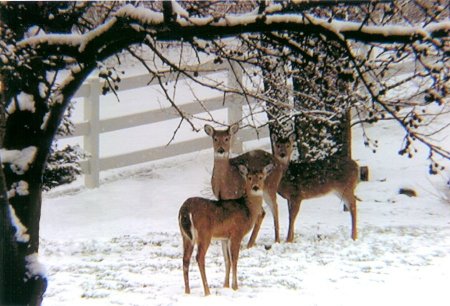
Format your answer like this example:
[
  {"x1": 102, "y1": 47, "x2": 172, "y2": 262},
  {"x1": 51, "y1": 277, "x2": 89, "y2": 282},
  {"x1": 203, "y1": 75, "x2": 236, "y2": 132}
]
[
  {"x1": 227, "y1": 61, "x2": 244, "y2": 154},
  {"x1": 84, "y1": 78, "x2": 101, "y2": 188}
]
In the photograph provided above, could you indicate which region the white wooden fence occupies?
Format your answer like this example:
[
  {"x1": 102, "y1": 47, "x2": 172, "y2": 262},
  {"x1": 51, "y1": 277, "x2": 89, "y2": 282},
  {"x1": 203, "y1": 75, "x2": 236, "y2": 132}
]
[{"x1": 64, "y1": 61, "x2": 269, "y2": 188}]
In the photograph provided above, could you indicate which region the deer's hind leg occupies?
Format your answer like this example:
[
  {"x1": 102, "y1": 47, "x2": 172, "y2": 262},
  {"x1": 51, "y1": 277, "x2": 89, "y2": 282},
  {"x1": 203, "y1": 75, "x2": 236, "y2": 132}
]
[
  {"x1": 287, "y1": 196, "x2": 302, "y2": 243},
  {"x1": 341, "y1": 189, "x2": 358, "y2": 240},
  {"x1": 196, "y1": 237, "x2": 212, "y2": 296},
  {"x1": 182, "y1": 237, "x2": 194, "y2": 294}
]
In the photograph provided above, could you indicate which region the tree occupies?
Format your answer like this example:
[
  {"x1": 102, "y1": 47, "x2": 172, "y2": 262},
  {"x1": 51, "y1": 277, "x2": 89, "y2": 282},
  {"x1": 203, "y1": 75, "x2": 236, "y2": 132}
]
[{"x1": 1, "y1": 1, "x2": 448, "y2": 304}]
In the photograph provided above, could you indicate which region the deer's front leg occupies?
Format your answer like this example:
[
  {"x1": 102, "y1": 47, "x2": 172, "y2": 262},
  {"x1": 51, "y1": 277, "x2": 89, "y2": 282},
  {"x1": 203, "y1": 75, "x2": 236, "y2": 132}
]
[
  {"x1": 230, "y1": 238, "x2": 241, "y2": 290},
  {"x1": 264, "y1": 192, "x2": 280, "y2": 243},
  {"x1": 247, "y1": 209, "x2": 265, "y2": 248},
  {"x1": 222, "y1": 240, "x2": 231, "y2": 288}
]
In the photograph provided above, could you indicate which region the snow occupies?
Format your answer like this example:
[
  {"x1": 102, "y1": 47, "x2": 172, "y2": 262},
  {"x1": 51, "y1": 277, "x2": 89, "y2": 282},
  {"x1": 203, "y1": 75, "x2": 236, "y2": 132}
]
[
  {"x1": 6, "y1": 91, "x2": 36, "y2": 114},
  {"x1": 39, "y1": 82, "x2": 48, "y2": 98},
  {"x1": 0, "y1": 146, "x2": 38, "y2": 175},
  {"x1": 41, "y1": 112, "x2": 50, "y2": 130},
  {"x1": 25, "y1": 253, "x2": 48, "y2": 280},
  {"x1": 8, "y1": 204, "x2": 30, "y2": 243},
  {"x1": 171, "y1": 1, "x2": 190, "y2": 19},
  {"x1": 39, "y1": 109, "x2": 450, "y2": 305},
  {"x1": 8, "y1": 180, "x2": 30, "y2": 198},
  {"x1": 115, "y1": 4, "x2": 164, "y2": 25}
]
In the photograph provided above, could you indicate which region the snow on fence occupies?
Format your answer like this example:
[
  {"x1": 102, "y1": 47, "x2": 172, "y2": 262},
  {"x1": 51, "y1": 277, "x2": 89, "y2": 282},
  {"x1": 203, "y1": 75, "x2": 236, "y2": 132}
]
[{"x1": 63, "y1": 61, "x2": 269, "y2": 188}]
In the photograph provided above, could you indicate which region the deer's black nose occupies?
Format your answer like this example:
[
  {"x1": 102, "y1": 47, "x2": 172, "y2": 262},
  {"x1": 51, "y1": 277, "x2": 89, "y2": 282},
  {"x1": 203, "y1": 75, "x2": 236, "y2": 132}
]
[
  {"x1": 252, "y1": 186, "x2": 259, "y2": 192},
  {"x1": 280, "y1": 153, "x2": 286, "y2": 158},
  {"x1": 217, "y1": 148, "x2": 225, "y2": 154}
]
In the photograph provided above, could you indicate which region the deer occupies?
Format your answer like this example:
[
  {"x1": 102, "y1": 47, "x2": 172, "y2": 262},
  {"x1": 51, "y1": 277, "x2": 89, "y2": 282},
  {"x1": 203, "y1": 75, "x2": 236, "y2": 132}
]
[
  {"x1": 204, "y1": 123, "x2": 244, "y2": 200},
  {"x1": 234, "y1": 133, "x2": 296, "y2": 248},
  {"x1": 277, "y1": 155, "x2": 360, "y2": 242},
  {"x1": 178, "y1": 162, "x2": 273, "y2": 296},
  {"x1": 204, "y1": 124, "x2": 295, "y2": 247}
]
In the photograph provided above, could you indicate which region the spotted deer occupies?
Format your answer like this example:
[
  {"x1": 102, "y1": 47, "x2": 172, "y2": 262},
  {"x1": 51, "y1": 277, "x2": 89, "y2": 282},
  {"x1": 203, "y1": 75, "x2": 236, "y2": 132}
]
[
  {"x1": 204, "y1": 124, "x2": 294, "y2": 247},
  {"x1": 278, "y1": 156, "x2": 359, "y2": 242},
  {"x1": 179, "y1": 163, "x2": 273, "y2": 296}
]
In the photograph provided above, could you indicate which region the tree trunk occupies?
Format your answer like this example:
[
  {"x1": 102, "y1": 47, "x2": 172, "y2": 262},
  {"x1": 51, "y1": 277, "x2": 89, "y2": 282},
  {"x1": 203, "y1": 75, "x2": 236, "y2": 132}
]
[{"x1": 1, "y1": 105, "x2": 48, "y2": 305}]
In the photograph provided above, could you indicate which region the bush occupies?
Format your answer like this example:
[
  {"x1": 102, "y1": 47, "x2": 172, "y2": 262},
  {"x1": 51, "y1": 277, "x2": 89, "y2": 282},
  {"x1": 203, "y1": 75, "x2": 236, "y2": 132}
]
[{"x1": 43, "y1": 144, "x2": 84, "y2": 191}]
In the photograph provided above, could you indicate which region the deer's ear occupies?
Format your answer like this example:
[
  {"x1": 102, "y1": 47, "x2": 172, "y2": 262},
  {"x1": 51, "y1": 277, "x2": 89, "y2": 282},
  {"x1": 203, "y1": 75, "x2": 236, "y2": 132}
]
[
  {"x1": 271, "y1": 133, "x2": 278, "y2": 143},
  {"x1": 289, "y1": 133, "x2": 296, "y2": 142},
  {"x1": 264, "y1": 163, "x2": 274, "y2": 175},
  {"x1": 204, "y1": 124, "x2": 214, "y2": 136},
  {"x1": 229, "y1": 123, "x2": 239, "y2": 135},
  {"x1": 238, "y1": 164, "x2": 248, "y2": 177}
]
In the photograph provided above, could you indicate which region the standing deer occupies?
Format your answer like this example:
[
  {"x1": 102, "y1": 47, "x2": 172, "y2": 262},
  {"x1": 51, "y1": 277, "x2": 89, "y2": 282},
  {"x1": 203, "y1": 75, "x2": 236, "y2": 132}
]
[
  {"x1": 179, "y1": 163, "x2": 273, "y2": 296},
  {"x1": 278, "y1": 156, "x2": 360, "y2": 242},
  {"x1": 204, "y1": 124, "x2": 294, "y2": 247},
  {"x1": 234, "y1": 133, "x2": 295, "y2": 248},
  {"x1": 204, "y1": 123, "x2": 244, "y2": 200}
]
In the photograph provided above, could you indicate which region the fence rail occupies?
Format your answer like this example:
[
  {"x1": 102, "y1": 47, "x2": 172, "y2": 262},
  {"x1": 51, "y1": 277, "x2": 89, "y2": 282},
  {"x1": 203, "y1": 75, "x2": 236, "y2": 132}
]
[{"x1": 66, "y1": 61, "x2": 268, "y2": 188}]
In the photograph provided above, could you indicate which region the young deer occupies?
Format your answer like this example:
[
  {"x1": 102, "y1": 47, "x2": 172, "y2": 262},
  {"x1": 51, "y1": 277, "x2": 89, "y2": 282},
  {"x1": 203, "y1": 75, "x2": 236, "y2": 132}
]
[
  {"x1": 204, "y1": 124, "x2": 294, "y2": 247},
  {"x1": 278, "y1": 156, "x2": 359, "y2": 242},
  {"x1": 179, "y1": 163, "x2": 273, "y2": 296}
]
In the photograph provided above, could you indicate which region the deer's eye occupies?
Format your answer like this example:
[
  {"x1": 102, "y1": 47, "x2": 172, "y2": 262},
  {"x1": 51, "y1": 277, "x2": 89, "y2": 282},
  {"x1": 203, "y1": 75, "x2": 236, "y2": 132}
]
[
  {"x1": 214, "y1": 138, "x2": 218, "y2": 142},
  {"x1": 225, "y1": 137, "x2": 229, "y2": 142}
]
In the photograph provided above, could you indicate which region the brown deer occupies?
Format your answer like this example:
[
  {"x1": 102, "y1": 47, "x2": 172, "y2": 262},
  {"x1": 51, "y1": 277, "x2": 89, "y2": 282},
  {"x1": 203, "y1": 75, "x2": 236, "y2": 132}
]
[
  {"x1": 204, "y1": 124, "x2": 294, "y2": 247},
  {"x1": 178, "y1": 163, "x2": 273, "y2": 296},
  {"x1": 204, "y1": 123, "x2": 244, "y2": 200},
  {"x1": 278, "y1": 156, "x2": 359, "y2": 242},
  {"x1": 234, "y1": 133, "x2": 295, "y2": 247}
]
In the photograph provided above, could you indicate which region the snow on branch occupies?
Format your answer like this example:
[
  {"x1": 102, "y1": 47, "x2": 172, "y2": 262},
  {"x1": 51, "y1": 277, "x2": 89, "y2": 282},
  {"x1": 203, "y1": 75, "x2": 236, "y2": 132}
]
[
  {"x1": 115, "y1": 4, "x2": 164, "y2": 25},
  {"x1": 16, "y1": 18, "x2": 117, "y2": 53},
  {"x1": 6, "y1": 91, "x2": 36, "y2": 114},
  {"x1": 115, "y1": 5, "x2": 449, "y2": 43},
  {"x1": 0, "y1": 146, "x2": 38, "y2": 175},
  {"x1": 14, "y1": 3, "x2": 450, "y2": 57}
]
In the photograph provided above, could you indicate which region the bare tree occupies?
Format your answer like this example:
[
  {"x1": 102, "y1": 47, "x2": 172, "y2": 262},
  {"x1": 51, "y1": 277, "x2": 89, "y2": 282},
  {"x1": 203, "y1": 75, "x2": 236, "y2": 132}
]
[{"x1": 1, "y1": 1, "x2": 448, "y2": 304}]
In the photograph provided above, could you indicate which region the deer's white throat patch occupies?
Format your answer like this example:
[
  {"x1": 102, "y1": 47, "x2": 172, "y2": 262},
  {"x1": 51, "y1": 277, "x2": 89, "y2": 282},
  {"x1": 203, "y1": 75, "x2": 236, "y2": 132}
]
[
  {"x1": 250, "y1": 189, "x2": 263, "y2": 196},
  {"x1": 214, "y1": 152, "x2": 230, "y2": 159}
]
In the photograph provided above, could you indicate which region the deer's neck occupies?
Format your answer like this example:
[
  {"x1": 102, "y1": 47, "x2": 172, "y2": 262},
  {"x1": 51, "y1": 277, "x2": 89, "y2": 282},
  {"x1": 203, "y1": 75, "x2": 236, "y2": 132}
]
[
  {"x1": 213, "y1": 157, "x2": 236, "y2": 178},
  {"x1": 213, "y1": 156, "x2": 231, "y2": 168},
  {"x1": 245, "y1": 194, "x2": 264, "y2": 219},
  {"x1": 275, "y1": 156, "x2": 290, "y2": 173}
]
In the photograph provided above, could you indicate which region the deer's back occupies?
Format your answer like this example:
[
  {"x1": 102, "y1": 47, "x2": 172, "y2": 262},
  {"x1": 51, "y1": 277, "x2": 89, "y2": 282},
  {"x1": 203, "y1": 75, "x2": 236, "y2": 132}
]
[
  {"x1": 180, "y1": 197, "x2": 253, "y2": 238},
  {"x1": 279, "y1": 158, "x2": 359, "y2": 200}
]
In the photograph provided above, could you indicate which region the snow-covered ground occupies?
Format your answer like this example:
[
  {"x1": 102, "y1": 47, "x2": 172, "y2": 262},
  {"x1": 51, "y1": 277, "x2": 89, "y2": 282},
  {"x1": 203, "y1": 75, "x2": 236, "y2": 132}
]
[{"x1": 39, "y1": 108, "x2": 450, "y2": 306}]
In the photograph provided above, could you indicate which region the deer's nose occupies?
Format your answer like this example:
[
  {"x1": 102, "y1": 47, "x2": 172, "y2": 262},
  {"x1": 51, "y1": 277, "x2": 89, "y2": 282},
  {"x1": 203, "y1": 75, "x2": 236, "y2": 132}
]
[
  {"x1": 252, "y1": 186, "x2": 259, "y2": 192},
  {"x1": 280, "y1": 153, "x2": 286, "y2": 158},
  {"x1": 217, "y1": 148, "x2": 225, "y2": 154}
]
